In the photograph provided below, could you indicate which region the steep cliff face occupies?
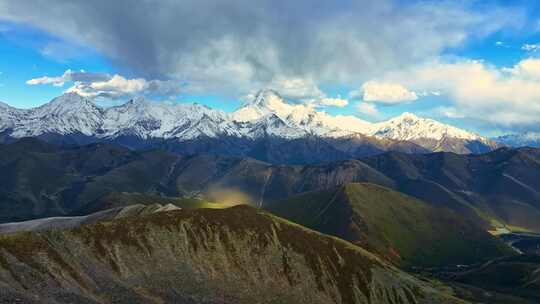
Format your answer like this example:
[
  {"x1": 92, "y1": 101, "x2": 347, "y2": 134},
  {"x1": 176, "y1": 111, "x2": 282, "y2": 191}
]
[{"x1": 0, "y1": 206, "x2": 465, "y2": 304}]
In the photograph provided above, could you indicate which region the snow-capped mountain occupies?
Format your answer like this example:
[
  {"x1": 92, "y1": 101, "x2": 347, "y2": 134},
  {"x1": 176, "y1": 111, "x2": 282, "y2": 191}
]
[
  {"x1": 496, "y1": 132, "x2": 540, "y2": 148},
  {"x1": 0, "y1": 101, "x2": 23, "y2": 133},
  {"x1": 367, "y1": 112, "x2": 498, "y2": 153},
  {"x1": 230, "y1": 90, "x2": 496, "y2": 153},
  {"x1": 16, "y1": 93, "x2": 104, "y2": 138},
  {"x1": 232, "y1": 90, "x2": 372, "y2": 137},
  {"x1": 371, "y1": 112, "x2": 483, "y2": 142},
  {"x1": 0, "y1": 90, "x2": 497, "y2": 159},
  {"x1": 102, "y1": 97, "x2": 244, "y2": 140}
]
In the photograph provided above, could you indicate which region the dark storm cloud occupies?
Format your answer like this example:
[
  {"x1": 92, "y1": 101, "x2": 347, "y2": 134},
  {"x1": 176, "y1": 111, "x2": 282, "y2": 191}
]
[{"x1": 0, "y1": 0, "x2": 524, "y2": 96}]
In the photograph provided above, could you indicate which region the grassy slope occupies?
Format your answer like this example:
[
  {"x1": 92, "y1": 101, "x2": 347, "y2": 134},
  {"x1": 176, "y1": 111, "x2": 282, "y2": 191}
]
[{"x1": 268, "y1": 183, "x2": 513, "y2": 268}]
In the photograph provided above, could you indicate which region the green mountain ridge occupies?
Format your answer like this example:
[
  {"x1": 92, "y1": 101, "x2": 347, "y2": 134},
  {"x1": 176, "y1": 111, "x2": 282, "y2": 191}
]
[
  {"x1": 267, "y1": 183, "x2": 513, "y2": 267},
  {"x1": 362, "y1": 149, "x2": 540, "y2": 232}
]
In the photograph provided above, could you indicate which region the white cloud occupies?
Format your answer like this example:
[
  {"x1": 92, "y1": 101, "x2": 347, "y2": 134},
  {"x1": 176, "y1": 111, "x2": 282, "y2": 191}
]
[
  {"x1": 66, "y1": 75, "x2": 146, "y2": 98},
  {"x1": 505, "y1": 58, "x2": 540, "y2": 79},
  {"x1": 268, "y1": 77, "x2": 325, "y2": 101},
  {"x1": 522, "y1": 43, "x2": 540, "y2": 52},
  {"x1": 370, "y1": 57, "x2": 540, "y2": 128},
  {"x1": 27, "y1": 70, "x2": 180, "y2": 99},
  {"x1": 26, "y1": 75, "x2": 66, "y2": 86},
  {"x1": 356, "y1": 102, "x2": 380, "y2": 117},
  {"x1": 0, "y1": 1, "x2": 524, "y2": 97},
  {"x1": 27, "y1": 70, "x2": 110, "y2": 87},
  {"x1": 432, "y1": 106, "x2": 465, "y2": 119},
  {"x1": 357, "y1": 81, "x2": 418, "y2": 104},
  {"x1": 242, "y1": 77, "x2": 347, "y2": 108},
  {"x1": 318, "y1": 97, "x2": 348, "y2": 107}
]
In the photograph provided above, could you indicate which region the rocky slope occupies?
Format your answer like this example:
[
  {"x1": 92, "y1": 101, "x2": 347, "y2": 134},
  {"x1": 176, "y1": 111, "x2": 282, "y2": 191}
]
[{"x1": 0, "y1": 206, "x2": 466, "y2": 304}]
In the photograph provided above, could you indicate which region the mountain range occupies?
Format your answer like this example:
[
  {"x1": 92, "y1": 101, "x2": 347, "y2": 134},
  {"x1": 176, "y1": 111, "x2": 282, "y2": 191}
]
[
  {"x1": 2, "y1": 138, "x2": 538, "y2": 235},
  {"x1": 496, "y1": 132, "x2": 540, "y2": 148},
  {"x1": 0, "y1": 90, "x2": 500, "y2": 163}
]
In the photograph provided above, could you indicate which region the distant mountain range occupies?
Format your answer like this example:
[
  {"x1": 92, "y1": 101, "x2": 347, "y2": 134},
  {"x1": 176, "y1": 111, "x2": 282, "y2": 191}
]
[
  {"x1": 0, "y1": 90, "x2": 500, "y2": 163},
  {"x1": 496, "y1": 132, "x2": 540, "y2": 148}
]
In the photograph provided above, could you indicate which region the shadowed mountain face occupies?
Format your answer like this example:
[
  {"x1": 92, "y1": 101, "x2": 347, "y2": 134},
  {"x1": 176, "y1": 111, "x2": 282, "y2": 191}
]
[
  {"x1": 361, "y1": 149, "x2": 540, "y2": 232},
  {"x1": 0, "y1": 206, "x2": 466, "y2": 304},
  {"x1": 267, "y1": 183, "x2": 512, "y2": 267},
  {"x1": 155, "y1": 134, "x2": 430, "y2": 165},
  {"x1": 0, "y1": 138, "x2": 393, "y2": 222},
  {"x1": 426, "y1": 254, "x2": 540, "y2": 304},
  {"x1": 454, "y1": 255, "x2": 540, "y2": 302},
  {"x1": 0, "y1": 139, "x2": 538, "y2": 235}
]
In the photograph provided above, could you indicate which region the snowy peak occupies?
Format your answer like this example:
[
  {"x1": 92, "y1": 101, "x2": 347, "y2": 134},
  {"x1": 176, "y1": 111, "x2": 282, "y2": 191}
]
[
  {"x1": 33, "y1": 92, "x2": 102, "y2": 118},
  {"x1": 9, "y1": 93, "x2": 104, "y2": 137},
  {"x1": 233, "y1": 89, "x2": 292, "y2": 122},
  {"x1": 0, "y1": 101, "x2": 16, "y2": 110},
  {"x1": 44, "y1": 92, "x2": 96, "y2": 108},
  {"x1": 102, "y1": 97, "x2": 237, "y2": 139},
  {"x1": 247, "y1": 113, "x2": 306, "y2": 139},
  {"x1": 0, "y1": 101, "x2": 22, "y2": 132},
  {"x1": 371, "y1": 112, "x2": 482, "y2": 142},
  {"x1": 0, "y1": 91, "x2": 496, "y2": 154},
  {"x1": 232, "y1": 89, "x2": 372, "y2": 137},
  {"x1": 246, "y1": 89, "x2": 283, "y2": 107},
  {"x1": 390, "y1": 112, "x2": 421, "y2": 122}
]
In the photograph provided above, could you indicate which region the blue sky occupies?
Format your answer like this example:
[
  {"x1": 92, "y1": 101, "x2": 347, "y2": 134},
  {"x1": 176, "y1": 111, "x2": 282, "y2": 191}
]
[{"x1": 1, "y1": 0, "x2": 540, "y2": 135}]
